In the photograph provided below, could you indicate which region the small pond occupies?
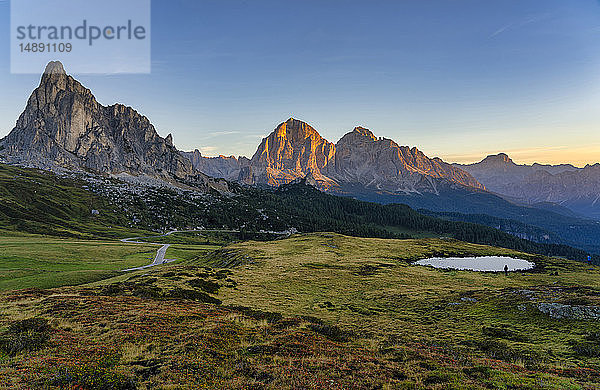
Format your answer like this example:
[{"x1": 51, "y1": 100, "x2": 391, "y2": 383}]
[{"x1": 413, "y1": 256, "x2": 535, "y2": 272}]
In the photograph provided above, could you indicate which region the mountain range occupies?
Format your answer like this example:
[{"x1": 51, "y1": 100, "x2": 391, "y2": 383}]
[
  {"x1": 183, "y1": 118, "x2": 483, "y2": 194},
  {"x1": 182, "y1": 118, "x2": 600, "y2": 222},
  {"x1": 1, "y1": 62, "x2": 599, "y2": 254},
  {"x1": 184, "y1": 128, "x2": 600, "y2": 253},
  {"x1": 456, "y1": 153, "x2": 600, "y2": 219}
]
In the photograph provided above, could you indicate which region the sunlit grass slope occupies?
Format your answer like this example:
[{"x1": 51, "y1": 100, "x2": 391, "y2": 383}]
[
  {"x1": 1, "y1": 233, "x2": 599, "y2": 388},
  {"x1": 208, "y1": 233, "x2": 600, "y2": 380}
]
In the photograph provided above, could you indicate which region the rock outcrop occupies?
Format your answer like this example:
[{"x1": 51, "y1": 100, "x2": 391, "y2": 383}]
[
  {"x1": 537, "y1": 302, "x2": 600, "y2": 321},
  {"x1": 326, "y1": 127, "x2": 484, "y2": 193},
  {"x1": 181, "y1": 149, "x2": 250, "y2": 182}
]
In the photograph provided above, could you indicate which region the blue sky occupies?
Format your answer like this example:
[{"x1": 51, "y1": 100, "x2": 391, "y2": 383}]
[{"x1": 1, "y1": 0, "x2": 599, "y2": 166}]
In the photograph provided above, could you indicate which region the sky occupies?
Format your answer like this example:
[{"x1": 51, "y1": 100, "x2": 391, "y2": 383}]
[{"x1": 0, "y1": 0, "x2": 599, "y2": 166}]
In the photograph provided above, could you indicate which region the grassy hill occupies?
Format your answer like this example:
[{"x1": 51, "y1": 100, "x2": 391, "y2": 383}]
[
  {"x1": 207, "y1": 234, "x2": 600, "y2": 349},
  {"x1": 1, "y1": 233, "x2": 599, "y2": 389},
  {"x1": 0, "y1": 164, "x2": 150, "y2": 239}
]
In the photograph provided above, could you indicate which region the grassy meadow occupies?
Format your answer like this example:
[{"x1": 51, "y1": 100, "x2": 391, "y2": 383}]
[
  {"x1": 0, "y1": 235, "x2": 161, "y2": 290},
  {"x1": 208, "y1": 235, "x2": 600, "y2": 368},
  {"x1": 1, "y1": 232, "x2": 599, "y2": 388}
]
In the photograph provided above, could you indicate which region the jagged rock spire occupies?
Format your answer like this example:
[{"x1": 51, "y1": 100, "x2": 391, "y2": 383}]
[{"x1": 0, "y1": 62, "x2": 202, "y2": 185}]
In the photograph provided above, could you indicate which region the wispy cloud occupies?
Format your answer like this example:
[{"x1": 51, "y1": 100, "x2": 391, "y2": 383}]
[
  {"x1": 198, "y1": 146, "x2": 218, "y2": 153},
  {"x1": 489, "y1": 13, "x2": 553, "y2": 38},
  {"x1": 208, "y1": 131, "x2": 243, "y2": 137},
  {"x1": 490, "y1": 23, "x2": 515, "y2": 38},
  {"x1": 200, "y1": 130, "x2": 268, "y2": 139},
  {"x1": 245, "y1": 133, "x2": 269, "y2": 139}
]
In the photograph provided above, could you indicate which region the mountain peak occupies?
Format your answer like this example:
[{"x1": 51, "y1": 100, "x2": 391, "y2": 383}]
[
  {"x1": 44, "y1": 61, "x2": 66, "y2": 75},
  {"x1": 249, "y1": 119, "x2": 335, "y2": 185},
  {"x1": 40, "y1": 61, "x2": 69, "y2": 86},
  {"x1": 352, "y1": 126, "x2": 377, "y2": 140},
  {"x1": 274, "y1": 118, "x2": 322, "y2": 140},
  {"x1": 2, "y1": 61, "x2": 202, "y2": 184},
  {"x1": 482, "y1": 153, "x2": 513, "y2": 165}
]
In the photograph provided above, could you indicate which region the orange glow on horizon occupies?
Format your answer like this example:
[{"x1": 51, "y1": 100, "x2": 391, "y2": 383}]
[{"x1": 445, "y1": 144, "x2": 600, "y2": 168}]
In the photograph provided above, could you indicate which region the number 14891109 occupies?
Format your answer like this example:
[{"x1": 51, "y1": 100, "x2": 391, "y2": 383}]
[{"x1": 19, "y1": 42, "x2": 72, "y2": 53}]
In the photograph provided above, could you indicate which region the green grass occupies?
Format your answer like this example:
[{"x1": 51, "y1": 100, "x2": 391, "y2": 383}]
[
  {"x1": 0, "y1": 230, "x2": 224, "y2": 291},
  {"x1": 166, "y1": 244, "x2": 223, "y2": 262},
  {"x1": 0, "y1": 235, "x2": 159, "y2": 290},
  {"x1": 133, "y1": 230, "x2": 242, "y2": 246},
  {"x1": 1, "y1": 233, "x2": 599, "y2": 388},
  {"x1": 186, "y1": 233, "x2": 600, "y2": 382},
  {"x1": 0, "y1": 163, "x2": 153, "y2": 239}
]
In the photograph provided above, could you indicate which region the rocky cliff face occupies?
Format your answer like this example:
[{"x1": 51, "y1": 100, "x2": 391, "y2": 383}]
[
  {"x1": 327, "y1": 127, "x2": 483, "y2": 193},
  {"x1": 456, "y1": 154, "x2": 599, "y2": 219},
  {"x1": 248, "y1": 118, "x2": 336, "y2": 186},
  {"x1": 184, "y1": 118, "x2": 484, "y2": 194},
  {"x1": 0, "y1": 62, "x2": 219, "y2": 189},
  {"x1": 181, "y1": 149, "x2": 250, "y2": 182}
]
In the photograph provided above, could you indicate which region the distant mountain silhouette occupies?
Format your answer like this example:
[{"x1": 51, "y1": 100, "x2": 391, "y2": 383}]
[{"x1": 456, "y1": 154, "x2": 600, "y2": 219}]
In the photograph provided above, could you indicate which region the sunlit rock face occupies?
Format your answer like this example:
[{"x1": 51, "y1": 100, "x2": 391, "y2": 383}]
[
  {"x1": 184, "y1": 118, "x2": 484, "y2": 195},
  {"x1": 327, "y1": 126, "x2": 484, "y2": 194},
  {"x1": 248, "y1": 118, "x2": 337, "y2": 187}
]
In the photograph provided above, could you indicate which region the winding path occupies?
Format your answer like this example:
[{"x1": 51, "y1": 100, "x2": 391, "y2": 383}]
[
  {"x1": 120, "y1": 228, "x2": 291, "y2": 272},
  {"x1": 119, "y1": 229, "x2": 239, "y2": 272}
]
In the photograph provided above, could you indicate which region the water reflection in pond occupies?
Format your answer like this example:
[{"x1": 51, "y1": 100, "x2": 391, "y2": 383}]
[{"x1": 414, "y1": 256, "x2": 535, "y2": 272}]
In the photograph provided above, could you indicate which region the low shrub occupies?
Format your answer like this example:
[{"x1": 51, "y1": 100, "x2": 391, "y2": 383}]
[
  {"x1": 0, "y1": 318, "x2": 51, "y2": 355},
  {"x1": 482, "y1": 325, "x2": 528, "y2": 342},
  {"x1": 226, "y1": 305, "x2": 283, "y2": 323},
  {"x1": 571, "y1": 333, "x2": 600, "y2": 357},
  {"x1": 48, "y1": 364, "x2": 136, "y2": 390},
  {"x1": 468, "y1": 338, "x2": 543, "y2": 368},
  {"x1": 307, "y1": 323, "x2": 353, "y2": 342},
  {"x1": 571, "y1": 341, "x2": 600, "y2": 357},
  {"x1": 165, "y1": 288, "x2": 222, "y2": 304},
  {"x1": 463, "y1": 365, "x2": 493, "y2": 379},
  {"x1": 187, "y1": 278, "x2": 220, "y2": 293},
  {"x1": 424, "y1": 370, "x2": 457, "y2": 385}
]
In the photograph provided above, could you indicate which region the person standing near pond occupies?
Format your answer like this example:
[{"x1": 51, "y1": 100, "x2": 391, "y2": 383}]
[{"x1": 504, "y1": 264, "x2": 508, "y2": 276}]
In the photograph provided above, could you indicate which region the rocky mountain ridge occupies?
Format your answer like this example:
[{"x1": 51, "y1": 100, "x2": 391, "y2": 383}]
[
  {"x1": 456, "y1": 154, "x2": 600, "y2": 219},
  {"x1": 182, "y1": 149, "x2": 251, "y2": 183},
  {"x1": 1, "y1": 62, "x2": 598, "y2": 254},
  {"x1": 184, "y1": 118, "x2": 484, "y2": 195},
  {"x1": 0, "y1": 62, "x2": 226, "y2": 192}
]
